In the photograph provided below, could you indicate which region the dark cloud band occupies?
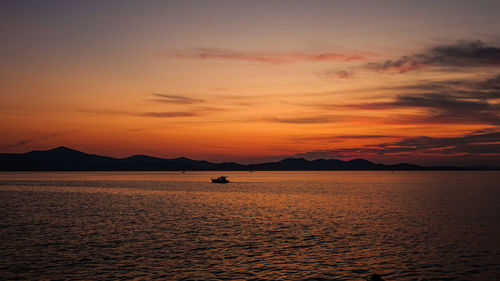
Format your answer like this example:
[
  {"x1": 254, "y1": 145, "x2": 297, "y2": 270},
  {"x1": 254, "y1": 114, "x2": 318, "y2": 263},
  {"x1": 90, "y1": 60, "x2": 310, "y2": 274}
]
[{"x1": 365, "y1": 40, "x2": 500, "y2": 73}]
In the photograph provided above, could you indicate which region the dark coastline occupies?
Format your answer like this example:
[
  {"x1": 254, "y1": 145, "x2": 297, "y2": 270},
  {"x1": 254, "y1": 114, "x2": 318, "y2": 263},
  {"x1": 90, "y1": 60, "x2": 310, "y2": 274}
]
[{"x1": 1, "y1": 146, "x2": 498, "y2": 171}]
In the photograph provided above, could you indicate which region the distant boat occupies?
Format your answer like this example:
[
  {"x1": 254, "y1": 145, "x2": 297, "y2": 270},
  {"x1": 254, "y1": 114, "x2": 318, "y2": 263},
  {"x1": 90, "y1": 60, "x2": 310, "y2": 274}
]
[{"x1": 211, "y1": 176, "x2": 230, "y2": 183}]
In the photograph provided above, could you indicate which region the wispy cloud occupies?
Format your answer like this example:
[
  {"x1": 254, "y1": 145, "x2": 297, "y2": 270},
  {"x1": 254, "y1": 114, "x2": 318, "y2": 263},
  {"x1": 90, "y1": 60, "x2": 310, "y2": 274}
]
[
  {"x1": 139, "y1": 112, "x2": 197, "y2": 118},
  {"x1": 365, "y1": 40, "x2": 500, "y2": 73},
  {"x1": 329, "y1": 74, "x2": 500, "y2": 125},
  {"x1": 294, "y1": 131, "x2": 500, "y2": 160},
  {"x1": 171, "y1": 47, "x2": 372, "y2": 64},
  {"x1": 129, "y1": 128, "x2": 144, "y2": 132},
  {"x1": 336, "y1": 134, "x2": 397, "y2": 139},
  {"x1": 150, "y1": 93, "x2": 205, "y2": 104},
  {"x1": 8, "y1": 140, "x2": 32, "y2": 147},
  {"x1": 4, "y1": 131, "x2": 77, "y2": 148},
  {"x1": 292, "y1": 134, "x2": 398, "y2": 143},
  {"x1": 80, "y1": 109, "x2": 199, "y2": 118},
  {"x1": 341, "y1": 97, "x2": 499, "y2": 125},
  {"x1": 475, "y1": 74, "x2": 500, "y2": 90},
  {"x1": 320, "y1": 70, "x2": 354, "y2": 79},
  {"x1": 369, "y1": 132, "x2": 500, "y2": 154},
  {"x1": 334, "y1": 70, "x2": 353, "y2": 79},
  {"x1": 263, "y1": 115, "x2": 343, "y2": 124},
  {"x1": 203, "y1": 145, "x2": 236, "y2": 149}
]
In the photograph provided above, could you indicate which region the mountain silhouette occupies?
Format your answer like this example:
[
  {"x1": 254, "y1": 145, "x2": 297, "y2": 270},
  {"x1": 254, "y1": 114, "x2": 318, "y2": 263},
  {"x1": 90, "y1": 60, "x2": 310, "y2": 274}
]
[{"x1": 0, "y1": 146, "x2": 497, "y2": 171}]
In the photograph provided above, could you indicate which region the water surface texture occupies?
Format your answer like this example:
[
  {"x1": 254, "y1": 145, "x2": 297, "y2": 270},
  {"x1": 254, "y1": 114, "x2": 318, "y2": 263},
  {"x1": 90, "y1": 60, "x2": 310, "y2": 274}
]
[{"x1": 1, "y1": 171, "x2": 499, "y2": 280}]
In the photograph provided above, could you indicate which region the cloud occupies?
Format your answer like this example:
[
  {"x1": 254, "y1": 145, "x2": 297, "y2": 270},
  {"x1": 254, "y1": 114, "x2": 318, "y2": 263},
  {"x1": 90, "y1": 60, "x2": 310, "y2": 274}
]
[
  {"x1": 365, "y1": 40, "x2": 500, "y2": 73},
  {"x1": 150, "y1": 93, "x2": 205, "y2": 104},
  {"x1": 394, "y1": 75, "x2": 500, "y2": 101},
  {"x1": 293, "y1": 149, "x2": 366, "y2": 159},
  {"x1": 403, "y1": 74, "x2": 500, "y2": 95},
  {"x1": 10, "y1": 140, "x2": 32, "y2": 147},
  {"x1": 263, "y1": 115, "x2": 343, "y2": 124},
  {"x1": 336, "y1": 134, "x2": 397, "y2": 139},
  {"x1": 336, "y1": 74, "x2": 500, "y2": 125},
  {"x1": 293, "y1": 131, "x2": 500, "y2": 160},
  {"x1": 370, "y1": 132, "x2": 500, "y2": 154},
  {"x1": 292, "y1": 134, "x2": 398, "y2": 143},
  {"x1": 171, "y1": 47, "x2": 371, "y2": 64},
  {"x1": 129, "y1": 128, "x2": 144, "y2": 132},
  {"x1": 345, "y1": 94, "x2": 499, "y2": 125},
  {"x1": 348, "y1": 93, "x2": 491, "y2": 111},
  {"x1": 80, "y1": 109, "x2": 199, "y2": 118},
  {"x1": 79, "y1": 109, "x2": 129, "y2": 115},
  {"x1": 38, "y1": 131, "x2": 76, "y2": 140},
  {"x1": 475, "y1": 74, "x2": 500, "y2": 90},
  {"x1": 203, "y1": 145, "x2": 236, "y2": 149},
  {"x1": 331, "y1": 70, "x2": 353, "y2": 79},
  {"x1": 139, "y1": 112, "x2": 197, "y2": 118},
  {"x1": 4, "y1": 131, "x2": 77, "y2": 148}
]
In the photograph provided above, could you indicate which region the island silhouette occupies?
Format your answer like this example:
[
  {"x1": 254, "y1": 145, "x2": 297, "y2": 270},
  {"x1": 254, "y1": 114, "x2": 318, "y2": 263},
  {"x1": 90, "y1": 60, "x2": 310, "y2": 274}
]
[{"x1": 0, "y1": 146, "x2": 498, "y2": 171}]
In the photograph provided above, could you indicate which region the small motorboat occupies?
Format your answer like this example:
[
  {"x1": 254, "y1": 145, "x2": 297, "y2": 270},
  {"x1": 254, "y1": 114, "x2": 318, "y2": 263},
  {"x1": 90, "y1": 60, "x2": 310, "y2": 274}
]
[{"x1": 211, "y1": 176, "x2": 230, "y2": 183}]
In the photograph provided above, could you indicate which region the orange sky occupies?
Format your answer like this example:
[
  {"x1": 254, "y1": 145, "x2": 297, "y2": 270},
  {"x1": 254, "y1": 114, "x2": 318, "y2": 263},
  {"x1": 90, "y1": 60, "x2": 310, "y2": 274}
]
[{"x1": 1, "y1": 1, "x2": 500, "y2": 165}]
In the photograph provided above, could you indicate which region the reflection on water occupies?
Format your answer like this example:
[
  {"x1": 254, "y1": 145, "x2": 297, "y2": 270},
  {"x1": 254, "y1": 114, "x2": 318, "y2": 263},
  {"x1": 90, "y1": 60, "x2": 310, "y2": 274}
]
[{"x1": 0, "y1": 171, "x2": 499, "y2": 280}]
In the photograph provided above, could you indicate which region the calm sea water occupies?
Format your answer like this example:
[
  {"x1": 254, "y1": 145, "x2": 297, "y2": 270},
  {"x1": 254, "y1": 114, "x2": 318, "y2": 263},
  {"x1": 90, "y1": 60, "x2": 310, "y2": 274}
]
[{"x1": 0, "y1": 171, "x2": 499, "y2": 280}]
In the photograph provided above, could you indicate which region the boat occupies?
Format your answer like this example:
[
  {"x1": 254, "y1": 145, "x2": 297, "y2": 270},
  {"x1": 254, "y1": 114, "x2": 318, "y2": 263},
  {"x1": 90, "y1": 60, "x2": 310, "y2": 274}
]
[{"x1": 211, "y1": 176, "x2": 230, "y2": 183}]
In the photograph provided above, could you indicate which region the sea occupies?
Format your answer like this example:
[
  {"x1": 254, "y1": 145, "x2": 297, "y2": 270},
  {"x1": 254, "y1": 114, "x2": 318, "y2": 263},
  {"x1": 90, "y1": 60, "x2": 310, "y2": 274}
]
[{"x1": 0, "y1": 171, "x2": 499, "y2": 280}]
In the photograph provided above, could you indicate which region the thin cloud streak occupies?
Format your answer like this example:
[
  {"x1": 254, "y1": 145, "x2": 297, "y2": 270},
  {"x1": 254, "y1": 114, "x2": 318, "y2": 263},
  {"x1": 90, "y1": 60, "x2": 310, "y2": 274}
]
[
  {"x1": 4, "y1": 131, "x2": 77, "y2": 148},
  {"x1": 139, "y1": 112, "x2": 197, "y2": 118},
  {"x1": 319, "y1": 74, "x2": 500, "y2": 125},
  {"x1": 8, "y1": 140, "x2": 32, "y2": 147},
  {"x1": 341, "y1": 93, "x2": 500, "y2": 125},
  {"x1": 293, "y1": 134, "x2": 398, "y2": 142},
  {"x1": 80, "y1": 109, "x2": 199, "y2": 118},
  {"x1": 150, "y1": 93, "x2": 205, "y2": 104},
  {"x1": 263, "y1": 115, "x2": 344, "y2": 124},
  {"x1": 171, "y1": 47, "x2": 373, "y2": 64},
  {"x1": 294, "y1": 131, "x2": 500, "y2": 160},
  {"x1": 336, "y1": 134, "x2": 397, "y2": 139}
]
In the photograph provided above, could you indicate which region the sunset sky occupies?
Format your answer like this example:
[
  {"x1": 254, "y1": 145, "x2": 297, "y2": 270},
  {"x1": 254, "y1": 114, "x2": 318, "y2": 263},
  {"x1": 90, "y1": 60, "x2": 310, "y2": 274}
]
[{"x1": 1, "y1": 0, "x2": 500, "y2": 165}]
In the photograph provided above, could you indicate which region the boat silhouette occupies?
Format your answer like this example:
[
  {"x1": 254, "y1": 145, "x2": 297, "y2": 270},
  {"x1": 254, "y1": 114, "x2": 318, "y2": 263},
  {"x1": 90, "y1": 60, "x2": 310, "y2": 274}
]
[{"x1": 211, "y1": 176, "x2": 230, "y2": 183}]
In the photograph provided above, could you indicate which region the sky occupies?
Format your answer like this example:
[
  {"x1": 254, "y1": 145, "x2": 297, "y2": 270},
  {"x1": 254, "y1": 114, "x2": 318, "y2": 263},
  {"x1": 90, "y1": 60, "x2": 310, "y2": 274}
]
[{"x1": 1, "y1": 0, "x2": 500, "y2": 166}]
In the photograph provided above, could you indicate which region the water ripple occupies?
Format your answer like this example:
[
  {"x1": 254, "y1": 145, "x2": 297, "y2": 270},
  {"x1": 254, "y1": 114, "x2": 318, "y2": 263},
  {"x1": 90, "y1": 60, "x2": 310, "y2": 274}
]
[{"x1": 0, "y1": 171, "x2": 499, "y2": 280}]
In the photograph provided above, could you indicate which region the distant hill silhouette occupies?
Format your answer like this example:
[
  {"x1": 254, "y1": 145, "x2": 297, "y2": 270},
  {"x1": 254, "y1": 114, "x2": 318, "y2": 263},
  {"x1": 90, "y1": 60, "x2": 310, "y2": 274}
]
[{"x1": 0, "y1": 146, "x2": 498, "y2": 171}]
